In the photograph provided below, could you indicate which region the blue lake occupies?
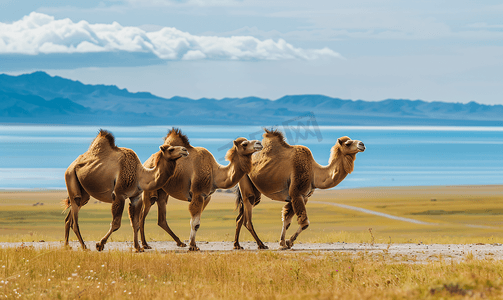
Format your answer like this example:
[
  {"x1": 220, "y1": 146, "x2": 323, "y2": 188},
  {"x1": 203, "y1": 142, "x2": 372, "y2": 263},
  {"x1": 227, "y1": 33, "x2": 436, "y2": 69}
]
[{"x1": 1, "y1": 125, "x2": 502, "y2": 189}]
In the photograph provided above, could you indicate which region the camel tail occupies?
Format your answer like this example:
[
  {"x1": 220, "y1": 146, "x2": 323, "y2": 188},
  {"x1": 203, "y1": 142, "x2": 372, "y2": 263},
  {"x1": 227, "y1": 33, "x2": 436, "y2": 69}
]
[
  {"x1": 235, "y1": 186, "x2": 244, "y2": 212},
  {"x1": 234, "y1": 184, "x2": 261, "y2": 211},
  {"x1": 61, "y1": 197, "x2": 71, "y2": 214}
]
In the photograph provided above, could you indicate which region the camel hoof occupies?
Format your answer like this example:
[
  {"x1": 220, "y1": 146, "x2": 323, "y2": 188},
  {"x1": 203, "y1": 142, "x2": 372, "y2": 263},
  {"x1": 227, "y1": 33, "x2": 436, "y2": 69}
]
[
  {"x1": 189, "y1": 245, "x2": 200, "y2": 251},
  {"x1": 142, "y1": 244, "x2": 152, "y2": 250},
  {"x1": 233, "y1": 244, "x2": 244, "y2": 250},
  {"x1": 279, "y1": 241, "x2": 292, "y2": 250},
  {"x1": 96, "y1": 243, "x2": 105, "y2": 251},
  {"x1": 177, "y1": 242, "x2": 187, "y2": 247},
  {"x1": 135, "y1": 248, "x2": 145, "y2": 253},
  {"x1": 258, "y1": 244, "x2": 269, "y2": 250}
]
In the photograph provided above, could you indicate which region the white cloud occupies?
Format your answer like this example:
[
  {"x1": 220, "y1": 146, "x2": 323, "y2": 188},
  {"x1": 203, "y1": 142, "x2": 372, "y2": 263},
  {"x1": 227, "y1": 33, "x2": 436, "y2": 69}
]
[
  {"x1": 0, "y1": 12, "x2": 341, "y2": 61},
  {"x1": 182, "y1": 50, "x2": 206, "y2": 60}
]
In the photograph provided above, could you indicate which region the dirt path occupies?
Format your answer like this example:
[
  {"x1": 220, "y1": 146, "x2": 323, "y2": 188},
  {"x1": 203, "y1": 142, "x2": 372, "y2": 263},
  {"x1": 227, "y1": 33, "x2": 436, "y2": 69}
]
[
  {"x1": 311, "y1": 201, "x2": 436, "y2": 225},
  {"x1": 2, "y1": 241, "x2": 502, "y2": 262},
  {"x1": 311, "y1": 200, "x2": 498, "y2": 229}
]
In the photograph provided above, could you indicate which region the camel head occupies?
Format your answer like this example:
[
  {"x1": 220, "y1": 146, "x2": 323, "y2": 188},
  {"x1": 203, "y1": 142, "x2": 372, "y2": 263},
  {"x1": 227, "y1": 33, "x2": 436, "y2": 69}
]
[
  {"x1": 336, "y1": 136, "x2": 365, "y2": 155},
  {"x1": 159, "y1": 145, "x2": 189, "y2": 161},
  {"x1": 233, "y1": 137, "x2": 263, "y2": 156}
]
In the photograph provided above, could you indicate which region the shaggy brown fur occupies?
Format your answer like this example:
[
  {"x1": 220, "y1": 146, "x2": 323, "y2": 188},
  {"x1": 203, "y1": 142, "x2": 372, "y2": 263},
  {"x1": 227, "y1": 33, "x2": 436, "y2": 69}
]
[
  {"x1": 139, "y1": 129, "x2": 262, "y2": 251},
  {"x1": 98, "y1": 129, "x2": 118, "y2": 149},
  {"x1": 234, "y1": 129, "x2": 365, "y2": 250},
  {"x1": 64, "y1": 130, "x2": 188, "y2": 252},
  {"x1": 263, "y1": 128, "x2": 292, "y2": 149},
  {"x1": 118, "y1": 149, "x2": 140, "y2": 191},
  {"x1": 164, "y1": 127, "x2": 192, "y2": 149}
]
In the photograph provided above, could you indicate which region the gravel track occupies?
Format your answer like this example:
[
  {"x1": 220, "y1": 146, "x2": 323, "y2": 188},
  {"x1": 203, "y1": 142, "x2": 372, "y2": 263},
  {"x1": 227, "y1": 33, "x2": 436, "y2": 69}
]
[{"x1": 2, "y1": 241, "x2": 503, "y2": 262}]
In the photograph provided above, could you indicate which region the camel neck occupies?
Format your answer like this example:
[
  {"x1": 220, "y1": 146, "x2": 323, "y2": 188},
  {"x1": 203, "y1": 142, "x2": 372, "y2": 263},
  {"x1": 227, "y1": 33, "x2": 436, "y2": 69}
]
[
  {"x1": 313, "y1": 148, "x2": 354, "y2": 189},
  {"x1": 138, "y1": 153, "x2": 175, "y2": 191},
  {"x1": 214, "y1": 153, "x2": 251, "y2": 189}
]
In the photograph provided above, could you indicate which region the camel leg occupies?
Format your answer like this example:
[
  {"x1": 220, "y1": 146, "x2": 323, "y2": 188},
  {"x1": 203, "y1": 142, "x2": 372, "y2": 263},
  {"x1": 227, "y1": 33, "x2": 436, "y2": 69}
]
[
  {"x1": 234, "y1": 177, "x2": 267, "y2": 250},
  {"x1": 96, "y1": 193, "x2": 125, "y2": 251},
  {"x1": 242, "y1": 199, "x2": 268, "y2": 250},
  {"x1": 139, "y1": 189, "x2": 156, "y2": 250},
  {"x1": 188, "y1": 193, "x2": 204, "y2": 251},
  {"x1": 234, "y1": 180, "x2": 247, "y2": 250},
  {"x1": 279, "y1": 202, "x2": 295, "y2": 250},
  {"x1": 64, "y1": 166, "x2": 89, "y2": 250},
  {"x1": 202, "y1": 195, "x2": 211, "y2": 211},
  {"x1": 128, "y1": 193, "x2": 143, "y2": 252},
  {"x1": 64, "y1": 209, "x2": 72, "y2": 247},
  {"x1": 234, "y1": 202, "x2": 245, "y2": 250},
  {"x1": 69, "y1": 199, "x2": 89, "y2": 250},
  {"x1": 155, "y1": 190, "x2": 186, "y2": 247},
  {"x1": 64, "y1": 207, "x2": 82, "y2": 249},
  {"x1": 283, "y1": 194, "x2": 309, "y2": 250}
]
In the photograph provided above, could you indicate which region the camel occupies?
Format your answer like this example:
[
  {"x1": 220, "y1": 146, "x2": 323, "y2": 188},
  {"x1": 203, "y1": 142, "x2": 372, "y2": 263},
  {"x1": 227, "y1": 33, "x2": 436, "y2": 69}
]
[
  {"x1": 140, "y1": 128, "x2": 263, "y2": 251},
  {"x1": 63, "y1": 129, "x2": 188, "y2": 252},
  {"x1": 234, "y1": 129, "x2": 365, "y2": 250}
]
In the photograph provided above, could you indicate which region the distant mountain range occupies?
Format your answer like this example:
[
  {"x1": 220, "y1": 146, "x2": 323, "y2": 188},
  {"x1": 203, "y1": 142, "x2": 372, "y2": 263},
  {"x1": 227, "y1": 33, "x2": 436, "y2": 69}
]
[{"x1": 1, "y1": 71, "x2": 503, "y2": 126}]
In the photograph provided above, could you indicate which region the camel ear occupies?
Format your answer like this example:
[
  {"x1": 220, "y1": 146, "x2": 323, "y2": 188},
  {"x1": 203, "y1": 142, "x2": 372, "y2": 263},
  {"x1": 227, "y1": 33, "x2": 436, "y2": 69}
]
[
  {"x1": 338, "y1": 138, "x2": 343, "y2": 145},
  {"x1": 160, "y1": 145, "x2": 169, "y2": 152},
  {"x1": 234, "y1": 140, "x2": 240, "y2": 147}
]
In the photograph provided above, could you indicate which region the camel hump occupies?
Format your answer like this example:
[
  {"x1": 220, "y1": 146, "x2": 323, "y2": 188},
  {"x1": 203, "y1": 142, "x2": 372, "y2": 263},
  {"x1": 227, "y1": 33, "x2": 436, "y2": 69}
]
[
  {"x1": 263, "y1": 128, "x2": 292, "y2": 148},
  {"x1": 98, "y1": 129, "x2": 118, "y2": 148},
  {"x1": 164, "y1": 127, "x2": 192, "y2": 148},
  {"x1": 88, "y1": 129, "x2": 119, "y2": 155}
]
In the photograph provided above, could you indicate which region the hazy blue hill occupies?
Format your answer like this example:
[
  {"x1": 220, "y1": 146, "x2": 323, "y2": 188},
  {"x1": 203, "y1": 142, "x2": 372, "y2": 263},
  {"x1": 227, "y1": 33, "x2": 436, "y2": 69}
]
[
  {"x1": 1, "y1": 71, "x2": 503, "y2": 126},
  {"x1": 0, "y1": 92, "x2": 91, "y2": 117},
  {"x1": 276, "y1": 95, "x2": 344, "y2": 108},
  {"x1": 218, "y1": 97, "x2": 271, "y2": 109},
  {"x1": 0, "y1": 71, "x2": 162, "y2": 101}
]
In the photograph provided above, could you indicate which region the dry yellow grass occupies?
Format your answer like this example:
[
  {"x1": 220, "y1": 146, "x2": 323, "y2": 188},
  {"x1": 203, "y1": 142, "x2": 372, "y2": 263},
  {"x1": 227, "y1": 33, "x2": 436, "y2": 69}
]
[{"x1": 1, "y1": 246, "x2": 503, "y2": 299}]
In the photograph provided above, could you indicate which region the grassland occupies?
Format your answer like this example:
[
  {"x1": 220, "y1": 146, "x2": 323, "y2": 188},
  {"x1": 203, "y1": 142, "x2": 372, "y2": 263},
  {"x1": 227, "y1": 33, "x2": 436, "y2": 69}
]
[
  {"x1": 1, "y1": 185, "x2": 503, "y2": 245},
  {"x1": 2, "y1": 186, "x2": 503, "y2": 299},
  {"x1": 2, "y1": 246, "x2": 503, "y2": 299}
]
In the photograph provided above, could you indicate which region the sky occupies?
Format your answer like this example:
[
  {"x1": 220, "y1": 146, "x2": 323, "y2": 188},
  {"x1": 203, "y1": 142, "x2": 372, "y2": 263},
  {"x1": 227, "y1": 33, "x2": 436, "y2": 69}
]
[{"x1": 1, "y1": 0, "x2": 502, "y2": 104}]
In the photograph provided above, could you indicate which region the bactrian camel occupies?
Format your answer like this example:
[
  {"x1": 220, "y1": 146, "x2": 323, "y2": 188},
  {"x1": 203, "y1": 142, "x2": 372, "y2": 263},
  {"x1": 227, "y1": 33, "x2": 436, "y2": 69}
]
[
  {"x1": 140, "y1": 128, "x2": 263, "y2": 251},
  {"x1": 234, "y1": 129, "x2": 365, "y2": 250},
  {"x1": 63, "y1": 129, "x2": 188, "y2": 252}
]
